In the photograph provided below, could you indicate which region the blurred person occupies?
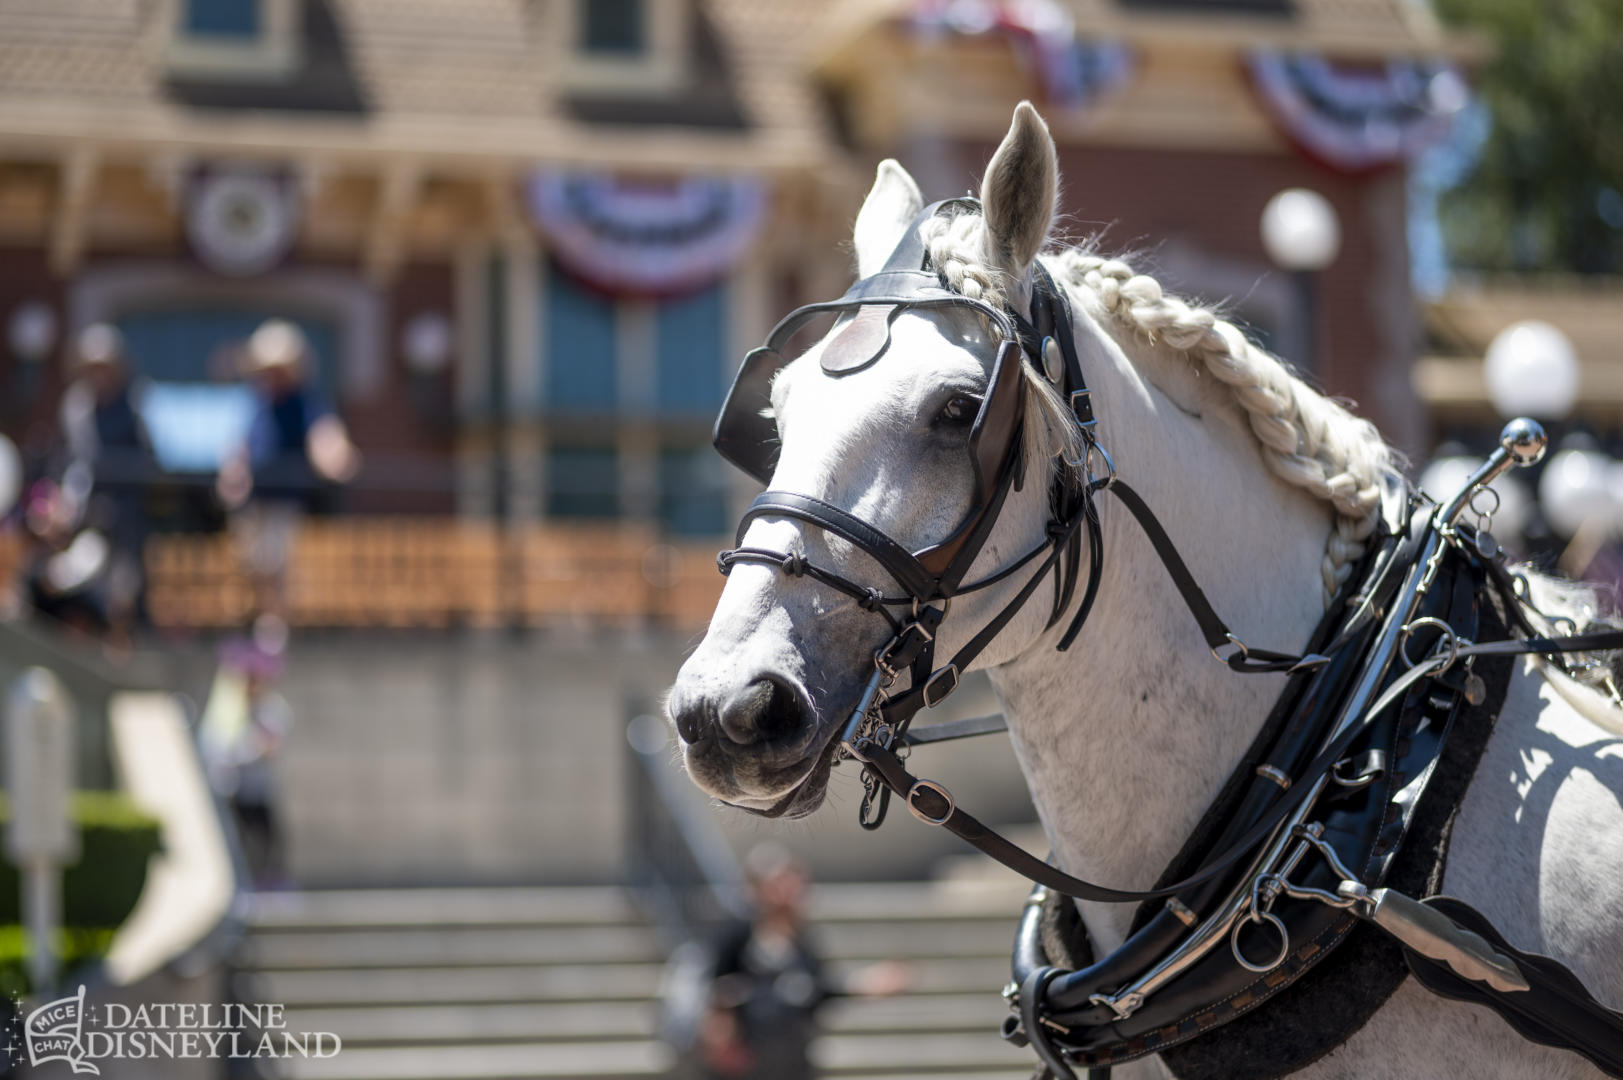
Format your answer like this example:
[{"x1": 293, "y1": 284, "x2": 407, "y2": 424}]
[
  {"x1": 201, "y1": 623, "x2": 294, "y2": 890},
  {"x1": 218, "y1": 319, "x2": 359, "y2": 619},
  {"x1": 681, "y1": 845, "x2": 910, "y2": 1080},
  {"x1": 56, "y1": 324, "x2": 155, "y2": 641},
  {"x1": 19, "y1": 474, "x2": 114, "y2": 637}
]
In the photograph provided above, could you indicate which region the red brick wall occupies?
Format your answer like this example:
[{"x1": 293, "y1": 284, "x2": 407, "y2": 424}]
[
  {"x1": 343, "y1": 260, "x2": 457, "y2": 514},
  {"x1": 944, "y1": 141, "x2": 1425, "y2": 456},
  {"x1": 0, "y1": 247, "x2": 71, "y2": 462}
]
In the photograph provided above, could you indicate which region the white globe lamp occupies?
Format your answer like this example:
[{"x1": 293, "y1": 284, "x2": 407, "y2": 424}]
[
  {"x1": 6, "y1": 301, "x2": 57, "y2": 364},
  {"x1": 1483, "y1": 320, "x2": 1579, "y2": 420},
  {"x1": 1260, "y1": 189, "x2": 1342, "y2": 272},
  {"x1": 402, "y1": 312, "x2": 453, "y2": 375},
  {"x1": 1538, "y1": 446, "x2": 1610, "y2": 537},
  {"x1": 0, "y1": 433, "x2": 21, "y2": 516}
]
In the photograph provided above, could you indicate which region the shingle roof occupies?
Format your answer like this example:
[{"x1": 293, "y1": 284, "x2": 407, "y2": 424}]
[{"x1": 0, "y1": 0, "x2": 839, "y2": 175}]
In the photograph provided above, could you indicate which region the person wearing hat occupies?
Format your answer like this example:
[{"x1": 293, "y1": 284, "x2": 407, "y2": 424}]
[
  {"x1": 51, "y1": 323, "x2": 155, "y2": 641},
  {"x1": 59, "y1": 323, "x2": 151, "y2": 472},
  {"x1": 218, "y1": 318, "x2": 360, "y2": 619}
]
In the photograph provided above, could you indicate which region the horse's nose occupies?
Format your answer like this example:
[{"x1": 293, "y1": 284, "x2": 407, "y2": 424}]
[{"x1": 717, "y1": 677, "x2": 805, "y2": 746}]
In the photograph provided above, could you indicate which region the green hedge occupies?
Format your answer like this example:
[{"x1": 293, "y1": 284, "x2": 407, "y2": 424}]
[
  {"x1": 0, "y1": 791, "x2": 161, "y2": 995},
  {"x1": 0, "y1": 791, "x2": 162, "y2": 927}
]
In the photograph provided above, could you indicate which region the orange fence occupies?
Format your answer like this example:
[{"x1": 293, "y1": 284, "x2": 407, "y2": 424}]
[{"x1": 143, "y1": 519, "x2": 726, "y2": 631}]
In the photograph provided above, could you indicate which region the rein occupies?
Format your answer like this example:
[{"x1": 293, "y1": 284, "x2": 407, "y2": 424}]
[{"x1": 709, "y1": 201, "x2": 1623, "y2": 1077}]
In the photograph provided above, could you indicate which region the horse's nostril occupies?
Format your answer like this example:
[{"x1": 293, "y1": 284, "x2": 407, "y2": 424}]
[
  {"x1": 719, "y1": 678, "x2": 804, "y2": 746},
  {"x1": 671, "y1": 699, "x2": 710, "y2": 745}
]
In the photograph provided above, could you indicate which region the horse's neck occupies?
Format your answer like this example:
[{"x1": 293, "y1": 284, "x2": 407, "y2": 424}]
[{"x1": 989, "y1": 322, "x2": 1333, "y2": 950}]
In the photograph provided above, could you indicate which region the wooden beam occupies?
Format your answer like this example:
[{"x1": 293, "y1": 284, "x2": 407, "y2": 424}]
[
  {"x1": 49, "y1": 145, "x2": 100, "y2": 276},
  {"x1": 364, "y1": 160, "x2": 422, "y2": 285}
]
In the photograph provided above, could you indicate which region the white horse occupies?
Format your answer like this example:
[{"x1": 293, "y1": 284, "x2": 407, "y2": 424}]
[{"x1": 666, "y1": 103, "x2": 1623, "y2": 1078}]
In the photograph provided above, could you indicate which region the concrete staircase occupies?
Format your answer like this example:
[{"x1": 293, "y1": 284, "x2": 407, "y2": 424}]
[{"x1": 239, "y1": 880, "x2": 1037, "y2": 1080}]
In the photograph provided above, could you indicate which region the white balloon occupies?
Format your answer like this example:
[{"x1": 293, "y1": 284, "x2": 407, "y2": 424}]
[
  {"x1": 1484, "y1": 320, "x2": 1579, "y2": 420},
  {"x1": 1538, "y1": 447, "x2": 1611, "y2": 537},
  {"x1": 0, "y1": 433, "x2": 20, "y2": 516}
]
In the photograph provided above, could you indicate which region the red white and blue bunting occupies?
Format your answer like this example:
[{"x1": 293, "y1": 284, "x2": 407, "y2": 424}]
[
  {"x1": 908, "y1": 0, "x2": 1131, "y2": 111},
  {"x1": 1248, "y1": 51, "x2": 1468, "y2": 173},
  {"x1": 525, "y1": 172, "x2": 766, "y2": 297}
]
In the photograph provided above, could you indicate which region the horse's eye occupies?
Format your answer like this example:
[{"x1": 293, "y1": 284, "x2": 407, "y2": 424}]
[{"x1": 936, "y1": 394, "x2": 980, "y2": 427}]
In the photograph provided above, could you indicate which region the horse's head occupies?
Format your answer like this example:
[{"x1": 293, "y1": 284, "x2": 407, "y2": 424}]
[{"x1": 667, "y1": 104, "x2": 1078, "y2": 816}]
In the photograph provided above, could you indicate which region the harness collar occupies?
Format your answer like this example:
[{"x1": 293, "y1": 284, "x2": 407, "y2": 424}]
[{"x1": 707, "y1": 201, "x2": 1623, "y2": 1077}]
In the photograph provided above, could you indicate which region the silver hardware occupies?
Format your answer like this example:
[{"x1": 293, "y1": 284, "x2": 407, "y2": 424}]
[
  {"x1": 1061, "y1": 430, "x2": 1113, "y2": 485},
  {"x1": 906, "y1": 778, "x2": 955, "y2": 825},
  {"x1": 1468, "y1": 484, "x2": 1501, "y2": 522},
  {"x1": 1499, "y1": 416, "x2": 1548, "y2": 467},
  {"x1": 1166, "y1": 897, "x2": 1199, "y2": 928},
  {"x1": 1330, "y1": 756, "x2": 1380, "y2": 789},
  {"x1": 1077, "y1": 526, "x2": 1446, "y2": 1017},
  {"x1": 921, "y1": 664, "x2": 960, "y2": 708},
  {"x1": 1401, "y1": 616, "x2": 1462, "y2": 673},
  {"x1": 1002, "y1": 980, "x2": 1020, "y2": 1002},
  {"x1": 838, "y1": 659, "x2": 897, "y2": 763},
  {"x1": 1230, "y1": 910, "x2": 1290, "y2": 973},
  {"x1": 1042, "y1": 336, "x2": 1064, "y2": 383},
  {"x1": 1211, "y1": 632, "x2": 1250, "y2": 666},
  {"x1": 1433, "y1": 418, "x2": 1545, "y2": 529},
  {"x1": 1255, "y1": 764, "x2": 1291, "y2": 790},
  {"x1": 1462, "y1": 672, "x2": 1487, "y2": 706},
  {"x1": 1086, "y1": 990, "x2": 1143, "y2": 1022},
  {"x1": 1359, "y1": 887, "x2": 1529, "y2": 994}
]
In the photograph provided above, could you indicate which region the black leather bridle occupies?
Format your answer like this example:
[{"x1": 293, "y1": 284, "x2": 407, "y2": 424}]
[{"x1": 713, "y1": 199, "x2": 1321, "y2": 832}]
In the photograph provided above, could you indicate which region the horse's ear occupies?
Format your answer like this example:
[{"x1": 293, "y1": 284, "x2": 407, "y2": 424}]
[
  {"x1": 982, "y1": 101, "x2": 1057, "y2": 279},
  {"x1": 853, "y1": 159, "x2": 924, "y2": 278}
]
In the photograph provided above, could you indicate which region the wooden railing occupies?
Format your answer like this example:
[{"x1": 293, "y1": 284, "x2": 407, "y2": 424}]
[{"x1": 141, "y1": 519, "x2": 726, "y2": 631}]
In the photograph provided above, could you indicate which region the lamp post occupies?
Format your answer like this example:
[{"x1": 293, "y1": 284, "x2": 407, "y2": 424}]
[{"x1": 1260, "y1": 188, "x2": 1341, "y2": 375}]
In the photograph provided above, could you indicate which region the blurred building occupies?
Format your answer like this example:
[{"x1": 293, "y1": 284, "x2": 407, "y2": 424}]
[{"x1": 0, "y1": 0, "x2": 1480, "y2": 883}]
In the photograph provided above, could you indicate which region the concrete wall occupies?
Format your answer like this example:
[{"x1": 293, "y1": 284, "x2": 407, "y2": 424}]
[{"x1": 269, "y1": 630, "x2": 1039, "y2": 887}]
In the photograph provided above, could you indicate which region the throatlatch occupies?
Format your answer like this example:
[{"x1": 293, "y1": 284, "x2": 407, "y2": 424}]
[{"x1": 710, "y1": 198, "x2": 1623, "y2": 1078}]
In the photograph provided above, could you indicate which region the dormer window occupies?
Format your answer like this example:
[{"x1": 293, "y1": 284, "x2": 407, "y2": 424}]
[
  {"x1": 581, "y1": 0, "x2": 645, "y2": 57},
  {"x1": 185, "y1": 0, "x2": 260, "y2": 39},
  {"x1": 558, "y1": 0, "x2": 688, "y2": 95},
  {"x1": 167, "y1": 0, "x2": 301, "y2": 79}
]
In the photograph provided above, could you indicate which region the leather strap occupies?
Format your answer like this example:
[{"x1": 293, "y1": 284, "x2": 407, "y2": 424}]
[
  {"x1": 899, "y1": 711, "x2": 1008, "y2": 747},
  {"x1": 854, "y1": 656, "x2": 1454, "y2": 904},
  {"x1": 738, "y1": 491, "x2": 938, "y2": 602},
  {"x1": 1403, "y1": 896, "x2": 1623, "y2": 1077},
  {"x1": 1105, "y1": 481, "x2": 1320, "y2": 673}
]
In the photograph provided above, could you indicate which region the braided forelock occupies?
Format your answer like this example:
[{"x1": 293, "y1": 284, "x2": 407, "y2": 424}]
[{"x1": 918, "y1": 212, "x2": 1397, "y2": 605}]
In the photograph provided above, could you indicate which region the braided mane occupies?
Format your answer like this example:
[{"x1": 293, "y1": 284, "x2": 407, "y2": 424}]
[{"x1": 918, "y1": 212, "x2": 1400, "y2": 602}]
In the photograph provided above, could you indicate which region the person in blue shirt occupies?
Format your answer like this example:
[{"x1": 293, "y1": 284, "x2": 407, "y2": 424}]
[{"x1": 218, "y1": 319, "x2": 359, "y2": 620}]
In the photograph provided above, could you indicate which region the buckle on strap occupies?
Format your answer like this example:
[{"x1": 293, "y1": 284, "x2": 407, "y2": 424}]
[
  {"x1": 906, "y1": 779, "x2": 955, "y2": 825},
  {"x1": 880, "y1": 614, "x2": 939, "y2": 672},
  {"x1": 921, "y1": 664, "x2": 960, "y2": 708}
]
